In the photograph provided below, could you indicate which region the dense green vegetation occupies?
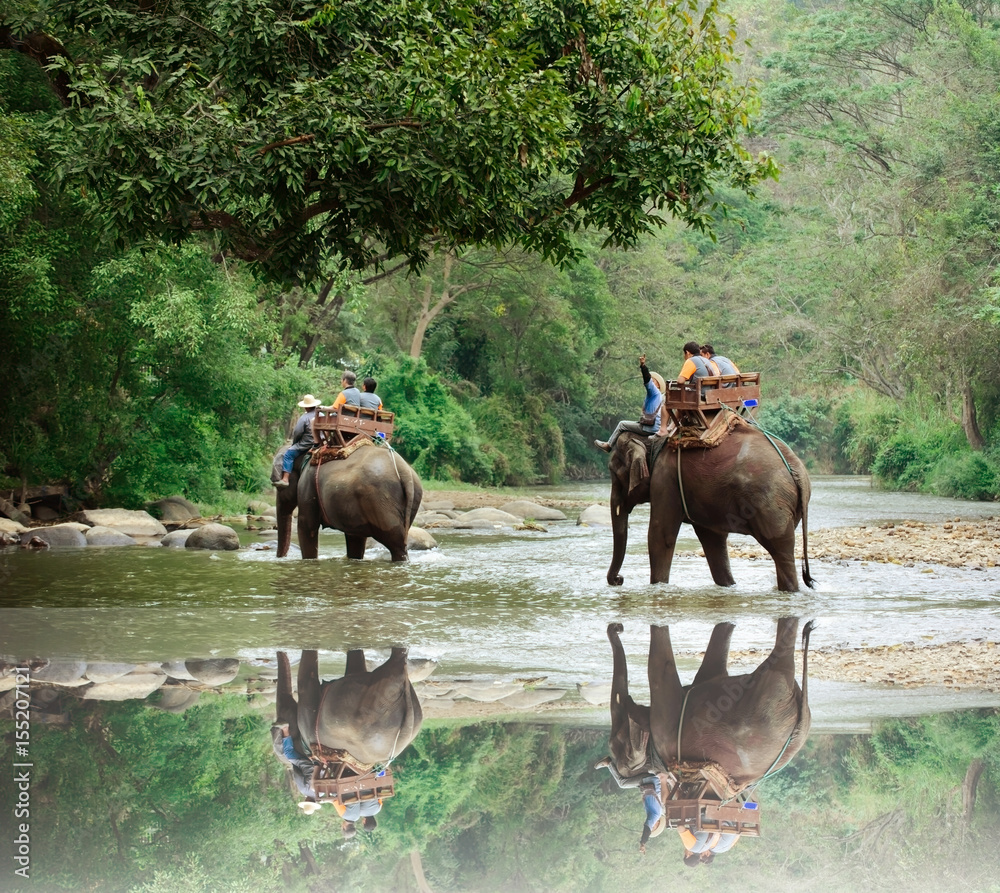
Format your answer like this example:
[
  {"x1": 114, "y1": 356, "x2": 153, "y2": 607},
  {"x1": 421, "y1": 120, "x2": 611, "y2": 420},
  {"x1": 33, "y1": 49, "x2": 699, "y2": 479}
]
[
  {"x1": 2, "y1": 0, "x2": 999, "y2": 506},
  {"x1": 1, "y1": 701, "x2": 998, "y2": 892}
]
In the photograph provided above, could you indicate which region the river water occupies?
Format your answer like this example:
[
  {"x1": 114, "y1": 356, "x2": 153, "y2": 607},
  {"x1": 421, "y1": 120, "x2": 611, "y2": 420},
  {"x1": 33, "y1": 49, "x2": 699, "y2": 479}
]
[
  {"x1": 2, "y1": 476, "x2": 1000, "y2": 892},
  {"x1": 2, "y1": 475, "x2": 999, "y2": 727}
]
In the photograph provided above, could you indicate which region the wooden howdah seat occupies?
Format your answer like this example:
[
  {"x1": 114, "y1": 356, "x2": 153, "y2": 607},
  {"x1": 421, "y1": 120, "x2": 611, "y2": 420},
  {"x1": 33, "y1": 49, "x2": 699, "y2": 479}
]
[
  {"x1": 312, "y1": 403, "x2": 395, "y2": 449},
  {"x1": 660, "y1": 762, "x2": 762, "y2": 838},
  {"x1": 663, "y1": 372, "x2": 760, "y2": 442},
  {"x1": 311, "y1": 761, "x2": 396, "y2": 805}
]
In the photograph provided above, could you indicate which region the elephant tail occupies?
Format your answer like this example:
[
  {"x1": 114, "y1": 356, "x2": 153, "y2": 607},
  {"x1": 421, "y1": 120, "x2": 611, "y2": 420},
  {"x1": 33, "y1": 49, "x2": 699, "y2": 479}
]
[{"x1": 792, "y1": 461, "x2": 816, "y2": 590}]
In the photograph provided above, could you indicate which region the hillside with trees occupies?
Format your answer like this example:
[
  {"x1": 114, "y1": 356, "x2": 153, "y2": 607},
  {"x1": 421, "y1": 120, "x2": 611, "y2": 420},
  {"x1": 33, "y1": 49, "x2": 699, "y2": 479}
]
[{"x1": 2, "y1": 0, "x2": 998, "y2": 508}]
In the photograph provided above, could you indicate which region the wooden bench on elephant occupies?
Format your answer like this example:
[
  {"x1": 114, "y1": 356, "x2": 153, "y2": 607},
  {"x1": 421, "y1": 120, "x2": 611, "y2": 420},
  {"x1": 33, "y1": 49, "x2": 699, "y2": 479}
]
[
  {"x1": 661, "y1": 372, "x2": 761, "y2": 435},
  {"x1": 662, "y1": 761, "x2": 761, "y2": 837},
  {"x1": 311, "y1": 761, "x2": 396, "y2": 804},
  {"x1": 312, "y1": 404, "x2": 395, "y2": 449}
]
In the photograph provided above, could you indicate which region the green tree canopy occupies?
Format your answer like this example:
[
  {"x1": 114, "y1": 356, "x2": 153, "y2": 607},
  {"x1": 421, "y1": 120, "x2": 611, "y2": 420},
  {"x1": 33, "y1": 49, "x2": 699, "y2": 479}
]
[{"x1": 16, "y1": 0, "x2": 775, "y2": 283}]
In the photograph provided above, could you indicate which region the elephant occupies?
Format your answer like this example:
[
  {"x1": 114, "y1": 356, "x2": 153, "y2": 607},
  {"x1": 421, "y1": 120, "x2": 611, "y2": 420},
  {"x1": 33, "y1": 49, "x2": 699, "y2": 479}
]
[
  {"x1": 276, "y1": 648, "x2": 423, "y2": 769},
  {"x1": 606, "y1": 617, "x2": 814, "y2": 790},
  {"x1": 275, "y1": 444, "x2": 422, "y2": 560},
  {"x1": 606, "y1": 425, "x2": 814, "y2": 591}
]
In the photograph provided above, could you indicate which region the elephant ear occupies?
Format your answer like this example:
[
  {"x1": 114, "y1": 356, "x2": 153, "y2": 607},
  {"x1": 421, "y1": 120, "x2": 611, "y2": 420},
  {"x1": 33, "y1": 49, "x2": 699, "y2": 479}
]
[
  {"x1": 610, "y1": 435, "x2": 651, "y2": 507},
  {"x1": 628, "y1": 449, "x2": 649, "y2": 496}
]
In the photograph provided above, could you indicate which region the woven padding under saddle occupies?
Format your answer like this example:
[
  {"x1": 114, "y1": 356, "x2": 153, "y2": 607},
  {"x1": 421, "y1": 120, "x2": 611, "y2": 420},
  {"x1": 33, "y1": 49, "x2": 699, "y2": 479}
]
[
  {"x1": 309, "y1": 437, "x2": 373, "y2": 466},
  {"x1": 667, "y1": 410, "x2": 749, "y2": 451},
  {"x1": 667, "y1": 759, "x2": 744, "y2": 801}
]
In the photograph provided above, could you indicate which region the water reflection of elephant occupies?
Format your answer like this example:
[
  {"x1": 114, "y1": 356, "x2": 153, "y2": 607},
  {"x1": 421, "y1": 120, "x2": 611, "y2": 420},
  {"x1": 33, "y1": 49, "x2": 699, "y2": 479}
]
[
  {"x1": 605, "y1": 430, "x2": 814, "y2": 591},
  {"x1": 598, "y1": 618, "x2": 814, "y2": 856},
  {"x1": 275, "y1": 446, "x2": 422, "y2": 560},
  {"x1": 273, "y1": 648, "x2": 423, "y2": 830}
]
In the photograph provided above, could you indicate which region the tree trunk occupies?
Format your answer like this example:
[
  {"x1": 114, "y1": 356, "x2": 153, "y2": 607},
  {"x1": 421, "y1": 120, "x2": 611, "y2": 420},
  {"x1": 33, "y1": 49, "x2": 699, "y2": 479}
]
[{"x1": 961, "y1": 382, "x2": 985, "y2": 450}]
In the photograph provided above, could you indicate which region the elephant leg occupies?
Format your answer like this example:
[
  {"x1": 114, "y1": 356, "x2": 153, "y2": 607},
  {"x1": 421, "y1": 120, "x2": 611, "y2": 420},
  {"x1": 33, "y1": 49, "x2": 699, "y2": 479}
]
[
  {"x1": 647, "y1": 502, "x2": 682, "y2": 584},
  {"x1": 297, "y1": 650, "x2": 321, "y2": 746},
  {"x1": 381, "y1": 532, "x2": 409, "y2": 563},
  {"x1": 275, "y1": 652, "x2": 299, "y2": 739},
  {"x1": 344, "y1": 534, "x2": 367, "y2": 560},
  {"x1": 367, "y1": 646, "x2": 408, "y2": 682},
  {"x1": 755, "y1": 530, "x2": 799, "y2": 592},
  {"x1": 648, "y1": 624, "x2": 684, "y2": 762},
  {"x1": 755, "y1": 616, "x2": 800, "y2": 680},
  {"x1": 693, "y1": 525, "x2": 735, "y2": 587},
  {"x1": 276, "y1": 504, "x2": 294, "y2": 558},
  {"x1": 344, "y1": 649, "x2": 367, "y2": 676},
  {"x1": 297, "y1": 513, "x2": 319, "y2": 560},
  {"x1": 693, "y1": 622, "x2": 735, "y2": 685},
  {"x1": 608, "y1": 623, "x2": 650, "y2": 736}
]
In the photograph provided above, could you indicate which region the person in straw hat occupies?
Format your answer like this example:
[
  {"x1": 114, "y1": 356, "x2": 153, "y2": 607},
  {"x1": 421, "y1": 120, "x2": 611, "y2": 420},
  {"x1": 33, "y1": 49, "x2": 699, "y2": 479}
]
[
  {"x1": 594, "y1": 354, "x2": 666, "y2": 452},
  {"x1": 276, "y1": 394, "x2": 322, "y2": 488}
]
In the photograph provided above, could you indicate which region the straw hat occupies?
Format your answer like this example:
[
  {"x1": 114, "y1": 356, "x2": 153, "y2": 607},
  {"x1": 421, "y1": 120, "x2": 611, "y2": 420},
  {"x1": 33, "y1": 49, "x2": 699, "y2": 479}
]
[
  {"x1": 298, "y1": 800, "x2": 322, "y2": 815},
  {"x1": 298, "y1": 394, "x2": 321, "y2": 409},
  {"x1": 649, "y1": 815, "x2": 667, "y2": 838},
  {"x1": 649, "y1": 372, "x2": 666, "y2": 394}
]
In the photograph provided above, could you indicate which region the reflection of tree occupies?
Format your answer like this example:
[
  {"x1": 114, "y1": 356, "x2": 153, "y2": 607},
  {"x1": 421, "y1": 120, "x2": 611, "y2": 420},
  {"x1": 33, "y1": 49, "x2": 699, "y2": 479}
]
[{"x1": 2, "y1": 708, "x2": 998, "y2": 891}]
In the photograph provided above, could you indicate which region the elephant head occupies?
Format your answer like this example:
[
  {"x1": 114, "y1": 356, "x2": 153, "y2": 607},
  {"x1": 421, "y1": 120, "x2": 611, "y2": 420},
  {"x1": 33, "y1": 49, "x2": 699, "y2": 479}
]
[
  {"x1": 607, "y1": 433, "x2": 654, "y2": 585},
  {"x1": 606, "y1": 618, "x2": 814, "y2": 790}
]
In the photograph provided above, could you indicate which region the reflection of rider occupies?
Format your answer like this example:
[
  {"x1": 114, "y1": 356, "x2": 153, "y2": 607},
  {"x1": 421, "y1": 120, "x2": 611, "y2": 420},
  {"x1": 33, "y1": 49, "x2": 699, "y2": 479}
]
[
  {"x1": 678, "y1": 826, "x2": 740, "y2": 866},
  {"x1": 334, "y1": 797, "x2": 382, "y2": 839},
  {"x1": 594, "y1": 759, "x2": 663, "y2": 853}
]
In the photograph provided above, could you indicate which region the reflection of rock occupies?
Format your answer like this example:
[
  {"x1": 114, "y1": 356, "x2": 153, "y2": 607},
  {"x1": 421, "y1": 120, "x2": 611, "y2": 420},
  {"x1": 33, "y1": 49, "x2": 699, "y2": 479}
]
[
  {"x1": 85, "y1": 662, "x2": 137, "y2": 683},
  {"x1": 79, "y1": 509, "x2": 168, "y2": 537},
  {"x1": 161, "y1": 529, "x2": 195, "y2": 548},
  {"x1": 33, "y1": 660, "x2": 88, "y2": 685},
  {"x1": 185, "y1": 523, "x2": 240, "y2": 551},
  {"x1": 185, "y1": 658, "x2": 241, "y2": 685},
  {"x1": 83, "y1": 669, "x2": 167, "y2": 701},
  {"x1": 406, "y1": 658, "x2": 439, "y2": 682},
  {"x1": 576, "y1": 681, "x2": 613, "y2": 705},
  {"x1": 451, "y1": 682, "x2": 525, "y2": 701},
  {"x1": 85, "y1": 526, "x2": 138, "y2": 547},
  {"x1": 161, "y1": 660, "x2": 196, "y2": 680},
  {"x1": 499, "y1": 688, "x2": 566, "y2": 709},
  {"x1": 407, "y1": 527, "x2": 438, "y2": 550},
  {"x1": 20, "y1": 525, "x2": 87, "y2": 547},
  {"x1": 501, "y1": 501, "x2": 567, "y2": 521},
  {"x1": 151, "y1": 686, "x2": 202, "y2": 713},
  {"x1": 577, "y1": 505, "x2": 612, "y2": 527}
]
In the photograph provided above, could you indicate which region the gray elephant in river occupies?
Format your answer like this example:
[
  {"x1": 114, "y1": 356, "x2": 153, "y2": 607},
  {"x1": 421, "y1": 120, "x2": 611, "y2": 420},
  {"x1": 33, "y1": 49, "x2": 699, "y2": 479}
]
[
  {"x1": 606, "y1": 426, "x2": 813, "y2": 591},
  {"x1": 276, "y1": 648, "x2": 423, "y2": 768},
  {"x1": 275, "y1": 444, "x2": 422, "y2": 560},
  {"x1": 606, "y1": 618, "x2": 813, "y2": 789}
]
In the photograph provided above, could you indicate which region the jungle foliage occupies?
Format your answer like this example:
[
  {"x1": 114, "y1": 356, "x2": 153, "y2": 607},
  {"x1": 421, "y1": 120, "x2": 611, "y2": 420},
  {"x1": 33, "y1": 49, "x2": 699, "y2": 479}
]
[{"x1": 3, "y1": 0, "x2": 1000, "y2": 504}]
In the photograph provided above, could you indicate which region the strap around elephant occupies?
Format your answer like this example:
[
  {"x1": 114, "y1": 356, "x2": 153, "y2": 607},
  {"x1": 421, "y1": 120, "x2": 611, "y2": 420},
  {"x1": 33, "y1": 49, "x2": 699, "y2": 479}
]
[
  {"x1": 676, "y1": 686, "x2": 693, "y2": 762},
  {"x1": 677, "y1": 449, "x2": 692, "y2": 522}
]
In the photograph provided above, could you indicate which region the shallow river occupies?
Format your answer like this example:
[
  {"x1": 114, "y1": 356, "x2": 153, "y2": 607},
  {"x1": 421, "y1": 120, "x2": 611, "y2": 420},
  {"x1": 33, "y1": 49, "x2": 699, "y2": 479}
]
[
  {"x1": 2, "y1": 476, "x2": 999, "y2": 892},
  {"x1": 2, "y1": 475, "x2": 999, "y2": 726}
]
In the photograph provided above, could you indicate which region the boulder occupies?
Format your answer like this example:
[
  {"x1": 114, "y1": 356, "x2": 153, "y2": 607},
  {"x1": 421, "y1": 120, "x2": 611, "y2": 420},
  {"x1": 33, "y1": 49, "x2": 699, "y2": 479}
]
[
  {"x1": 501, "y1": 500, "x2": 567, "y2": 521},
  {"x1": 147, "y1": 496, "x2": 200, "y2": 526},
  {"x1": 577, "y1": 505, "x2": 613, "y2": 527},
  {"x1": 185, "y1": 658, "x2": 241, "y2": 685},
  {"x1": 161, "y1": 529, "x2": 195, "y2": 548},
  {"x1": 0, "y1": 496, "x2": 31, "y2": 526},
  {"x1": 458, "y1": 507, "x2": 522, "y2": 525},
  {"x1": 85, "y1": 662, "x2": 137, "y2": 684},
  {"x1": 420, "y1": 499, "x2": 455, "y2": 512},
  {"x1": 451, "y1": 682, "x2": 525, "y2": 702},
  {"x1": 0, "y1": 518, "x2": 29, "y2": 535},
  {"x1": 82, "y1": 669, "x2": 166, "y2": 701},
  {"x1": 85, "y1": 525, "x2": 138, "y2": 547},
  {"x1": 79, "y1": 509, "x2": 168, "y2": 537},
  {"x1": 576, "y1": 681, "x2": 613, "y2": 705},
  {"x1": 32, "y1": 505, "x2": 60, "y2": 522},
  {"x1": 406, "y1": 658, "x2": 439, "y2": 682},
  {"x1": 185, "y1": 523, "x2": 240, "y2": 551},
  {"x1": 161, "y1": 660, "x2": 197, "y2": 681},
  {"x1": 21, "y1": 525, "x2": 87, "y2": 548},
  {"x1": 407, "y1": 526, "x2": 438, "y2": 551},
  {"x1": 248, "y1": 500, "x2": 272, "y2": 515},
  {"x1": 32, "y1": 660, "x2": 88, "y2": 686}
]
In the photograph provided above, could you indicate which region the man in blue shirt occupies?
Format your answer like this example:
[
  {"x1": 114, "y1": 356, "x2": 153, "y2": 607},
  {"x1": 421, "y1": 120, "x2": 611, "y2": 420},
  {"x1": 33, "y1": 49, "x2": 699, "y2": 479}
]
[{"x1": 595, "y1": 354, "x2": 665, "y2": 452}]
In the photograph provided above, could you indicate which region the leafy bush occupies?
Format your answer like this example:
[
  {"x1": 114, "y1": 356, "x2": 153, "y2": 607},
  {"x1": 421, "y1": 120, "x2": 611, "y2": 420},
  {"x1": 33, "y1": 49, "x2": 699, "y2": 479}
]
[
  {"x1": 832, "y1": 392, "x2": 902, "y2": 474},
  {"x1": 756, "y1": 395, "x2": 838, "y2": 470},
  {"x1": 927, "y1": 452, "x2": 1000, "y2": 501}
]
